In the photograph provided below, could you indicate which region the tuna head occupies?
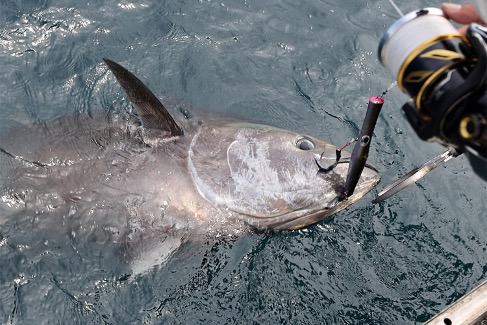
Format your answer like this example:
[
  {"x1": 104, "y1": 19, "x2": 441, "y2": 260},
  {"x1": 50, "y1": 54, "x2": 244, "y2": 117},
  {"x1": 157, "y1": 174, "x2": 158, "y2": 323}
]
[
  {"x1": 188, "y1": 122, "x2": 380, "y2": 230},
  {"x1": 104, "y1": 59, "x2": 380, "y2": 231}
]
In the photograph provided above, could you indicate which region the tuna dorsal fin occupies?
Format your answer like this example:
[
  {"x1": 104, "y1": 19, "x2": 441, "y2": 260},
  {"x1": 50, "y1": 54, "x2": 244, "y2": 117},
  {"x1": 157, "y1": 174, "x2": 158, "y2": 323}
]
[{"x1": 103, "y1": 58, "x2": 183, "y2": 137}]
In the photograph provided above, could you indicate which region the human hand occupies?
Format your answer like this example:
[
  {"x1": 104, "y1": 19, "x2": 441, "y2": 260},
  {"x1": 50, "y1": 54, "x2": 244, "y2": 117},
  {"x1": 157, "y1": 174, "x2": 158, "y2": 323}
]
[{"x1": 441, "y1": 3, "x2": 487, "y2": 34}]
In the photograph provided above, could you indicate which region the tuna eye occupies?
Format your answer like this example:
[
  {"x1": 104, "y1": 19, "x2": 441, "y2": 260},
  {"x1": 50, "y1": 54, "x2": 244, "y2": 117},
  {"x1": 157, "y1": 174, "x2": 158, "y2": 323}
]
[{"x1": 296, "y1": 137, "x2": 315, "y2": 150}]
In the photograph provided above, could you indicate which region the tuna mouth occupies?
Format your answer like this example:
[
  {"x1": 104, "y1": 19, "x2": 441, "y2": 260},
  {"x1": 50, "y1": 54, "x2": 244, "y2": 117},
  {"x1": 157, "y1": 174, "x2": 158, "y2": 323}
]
[{"x1": 239, "y1": 166, "x2": 380, "y2": 231}]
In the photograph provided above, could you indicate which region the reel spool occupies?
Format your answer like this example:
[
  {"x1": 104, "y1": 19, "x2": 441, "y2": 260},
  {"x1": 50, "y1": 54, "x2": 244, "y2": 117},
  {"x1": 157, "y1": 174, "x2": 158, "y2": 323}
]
[{"x1": 378, "y1": 8, "x2": 470, "y2": 110}]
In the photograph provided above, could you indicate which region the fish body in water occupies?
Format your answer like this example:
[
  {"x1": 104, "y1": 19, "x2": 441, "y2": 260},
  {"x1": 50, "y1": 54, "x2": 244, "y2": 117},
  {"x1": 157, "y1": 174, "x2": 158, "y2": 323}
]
[{"x1": 0, "y1": 59, "x2": 380, "y2": 249}]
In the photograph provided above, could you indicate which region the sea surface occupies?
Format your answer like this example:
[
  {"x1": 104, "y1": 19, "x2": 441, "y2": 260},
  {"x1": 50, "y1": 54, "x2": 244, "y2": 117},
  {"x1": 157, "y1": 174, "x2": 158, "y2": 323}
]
[{"x1": 0, "y1": 0, "x2": 486, "y2": 324}]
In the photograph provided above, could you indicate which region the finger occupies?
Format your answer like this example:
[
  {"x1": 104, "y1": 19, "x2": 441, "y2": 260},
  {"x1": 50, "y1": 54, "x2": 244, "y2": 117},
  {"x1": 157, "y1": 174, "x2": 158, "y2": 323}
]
[{"x1": 441, "y1": 3, "x2": 486, "y2": 25}]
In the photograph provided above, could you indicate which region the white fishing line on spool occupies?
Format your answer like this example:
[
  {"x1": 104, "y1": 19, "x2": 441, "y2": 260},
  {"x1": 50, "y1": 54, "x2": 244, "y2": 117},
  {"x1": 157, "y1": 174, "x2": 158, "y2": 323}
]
[{"x1": 379, "y1": 8, "x2": 461, "y2": 87}]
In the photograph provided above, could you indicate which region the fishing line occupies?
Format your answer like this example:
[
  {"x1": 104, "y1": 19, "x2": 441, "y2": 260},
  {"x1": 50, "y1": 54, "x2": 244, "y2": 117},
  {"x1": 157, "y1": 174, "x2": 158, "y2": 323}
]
[
  {"x1": 379, "y1": 81, "x2": 397, "y2": 98},
  {"x1": 378, "y1": 0, "x2": 404, "y2": 97},
  {"x1": 387, "y1": 0, "x2": 404, "y2": 17}
]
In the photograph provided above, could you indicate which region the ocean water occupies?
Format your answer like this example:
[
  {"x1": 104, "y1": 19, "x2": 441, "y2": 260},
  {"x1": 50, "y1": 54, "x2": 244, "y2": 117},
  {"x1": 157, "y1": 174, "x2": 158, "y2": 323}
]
[{"x1": 0, "y1": 0, "x2": 486, "y2": 324}]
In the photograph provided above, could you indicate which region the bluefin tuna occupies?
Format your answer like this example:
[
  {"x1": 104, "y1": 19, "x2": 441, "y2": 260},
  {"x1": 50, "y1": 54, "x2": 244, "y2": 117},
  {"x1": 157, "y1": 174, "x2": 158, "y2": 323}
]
[{"x1": 0, "y1": 59, "x2": 380, "y2": 270}]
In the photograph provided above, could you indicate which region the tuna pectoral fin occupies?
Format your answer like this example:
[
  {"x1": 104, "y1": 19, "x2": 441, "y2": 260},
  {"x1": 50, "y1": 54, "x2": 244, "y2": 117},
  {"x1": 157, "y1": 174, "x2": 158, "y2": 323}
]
[{"x1": 103, "y1": 58, "x2": 183, "y2": 137}]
